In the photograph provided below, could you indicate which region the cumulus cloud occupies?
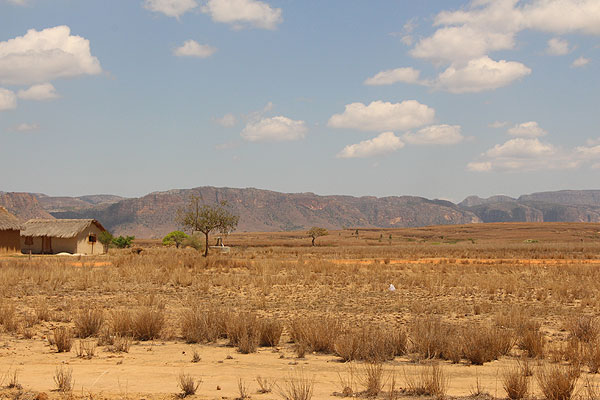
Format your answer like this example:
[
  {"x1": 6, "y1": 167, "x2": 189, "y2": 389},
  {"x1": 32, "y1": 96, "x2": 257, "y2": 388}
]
[
  {"x1": 364, "y1": 67, "x2": 421, "y2": 86},
  {"x1": 403, "y1": 124, "x2": 464, "y2": 145},
  {"x1": 337, "y1": 132, "x2": 404, "y2": 159},
  {"x1": 215, "y1": 113, "x2": 237, "y2": 127},
  {"x1": 0, "y1": 88, "x2": 16, "y2": 111},
  {"x1": 572, "y1": 56, "x2": 590, "y2": 67},
  {"x1": 143, "y1": 0, "x2": 197, "y2": 18},
  {"x1": 489, "y1": 121, "x2": 510, "y2": 128},
  {"x1": 507, "y1": 121, "x2": 547, "y2": 137},
  {"x1": 468, "y1": 137, "x2": 578, "y2": 172},
  {"x1": 17, "y1": 83, "x2": 59, "y2": 100},
  {"x1": 435, "y1": 56, "x2": 531, "y2": 93},
  {"x1": 0, "y1": 26, "x2": 102, "y2": 86},
  {"x1": 173, "y1": 40, "x2": 216, "y2": 58},
  {"x1": 13, "y1": 122, "x2": 39, "y2": 132},
  {"x1": 546, "y1": 37, "x2": 571, "y2": 55},
  {"x1": 202, "y1": 0, "x2": 282, "y2": 30},
  {"x1": 401, "y1": 0, "x2": 600, "y2": 93},
  {"x1": 328, "y1": 100, "x2": 435, "y2": 132},
  {"x1": 241, "y1": 116, "x2": 306, "y2": 142}
]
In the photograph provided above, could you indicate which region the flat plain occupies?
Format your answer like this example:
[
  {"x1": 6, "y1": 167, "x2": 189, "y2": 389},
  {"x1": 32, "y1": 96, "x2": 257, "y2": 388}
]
[{"x1": 1, "y1": 222, "x2": 600, "y2": 400}]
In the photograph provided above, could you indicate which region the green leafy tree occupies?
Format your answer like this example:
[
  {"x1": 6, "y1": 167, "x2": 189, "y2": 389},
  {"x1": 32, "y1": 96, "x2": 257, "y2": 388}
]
[
  {"x1": 162, "y1": 231, "x2": 189, "y2": 248},
  {"x1": 98, "y1": 231, "x2": 113, "y2": 253},
  {"x1": 307, "y1": 227, "x2": 328, "y2": 246},
  {"x1": 112, "y1": 235, "x2": 135, "y2": 249},
  {"x1": 176, "y1": 195, "x2": 239, "y2": 257}
]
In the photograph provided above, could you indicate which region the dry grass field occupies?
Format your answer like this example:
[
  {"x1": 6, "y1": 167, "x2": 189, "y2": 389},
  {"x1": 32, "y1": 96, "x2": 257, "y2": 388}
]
[{"x1": 2, "y1": 223, "x2": 600, "y2": 400}]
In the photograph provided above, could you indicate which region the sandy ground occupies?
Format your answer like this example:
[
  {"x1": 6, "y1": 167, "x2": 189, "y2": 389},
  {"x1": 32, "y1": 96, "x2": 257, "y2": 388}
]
[{"x1": 1, "y1": 334, "x2": 599, "y2": 399}]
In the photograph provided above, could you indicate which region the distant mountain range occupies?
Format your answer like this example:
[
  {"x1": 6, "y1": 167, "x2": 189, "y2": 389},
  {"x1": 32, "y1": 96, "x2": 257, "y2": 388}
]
[{"x1": 2, "y1": 188, "x2": 600, "y2": 238}]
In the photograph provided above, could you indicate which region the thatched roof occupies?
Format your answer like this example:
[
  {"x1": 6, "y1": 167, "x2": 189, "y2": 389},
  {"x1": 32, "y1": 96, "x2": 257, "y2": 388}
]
[
  {"x1": 0, "y1": 207, "x2": 21, "y2": 231},
  {"x1": 21, "y1": 219, "x2": 106, "y2": 238}
]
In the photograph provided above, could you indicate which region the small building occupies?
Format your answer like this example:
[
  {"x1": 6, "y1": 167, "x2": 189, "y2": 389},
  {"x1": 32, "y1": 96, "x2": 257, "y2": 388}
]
[
  {"x1": 21, "y1": 219, "x2": 107, "y2": 255},
  {"x1": 0, "y1": 207, "x2": 21, "y2": 254}
]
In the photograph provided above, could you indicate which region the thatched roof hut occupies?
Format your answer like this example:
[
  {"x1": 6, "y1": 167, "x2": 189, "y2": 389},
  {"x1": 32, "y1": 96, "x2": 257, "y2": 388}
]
[
  {"x1": 21, "y1": 219, "x2": 107, "y2": 255},
  {"x1": 21, "y1": 219, "x2": 106, "y2": 238},
  {"x1": 0, "y1": 207, "x2": 21, "y2": 254},
  {"x1": 0, "y1": 207, "x2": 21, "y2": 231}
]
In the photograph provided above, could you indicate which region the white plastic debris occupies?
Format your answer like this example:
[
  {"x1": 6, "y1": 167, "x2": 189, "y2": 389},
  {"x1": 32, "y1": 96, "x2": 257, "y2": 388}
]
[{"x1": 388, "y1": 283, "x2": 396, "y2": 292}]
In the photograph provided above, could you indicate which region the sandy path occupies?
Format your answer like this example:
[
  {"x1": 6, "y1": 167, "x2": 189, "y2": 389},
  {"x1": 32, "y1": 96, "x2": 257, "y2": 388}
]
[{"x1": 2, "y1": 335, "x2": 599, "y2": 399}]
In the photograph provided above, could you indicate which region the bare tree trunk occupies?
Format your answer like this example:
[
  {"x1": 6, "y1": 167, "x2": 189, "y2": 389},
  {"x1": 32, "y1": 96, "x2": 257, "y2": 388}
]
[
  {"x1": 204, "y1": 232, "x2": 209, "y2": 257},
  {"x1": 311, "y1": 237, "x2": 315, "y2": 246}
]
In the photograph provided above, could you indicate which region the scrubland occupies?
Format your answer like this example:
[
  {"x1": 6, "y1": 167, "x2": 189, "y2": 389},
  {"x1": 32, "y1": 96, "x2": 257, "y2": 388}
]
[{"x1": 1, "y1": 223, "x2": 600, "y2": 400}]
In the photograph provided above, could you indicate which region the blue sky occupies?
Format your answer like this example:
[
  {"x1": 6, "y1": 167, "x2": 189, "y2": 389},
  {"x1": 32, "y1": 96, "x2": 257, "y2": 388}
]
[{"x1": 0, "y1": 0, "x2": 598, "y2": 202}]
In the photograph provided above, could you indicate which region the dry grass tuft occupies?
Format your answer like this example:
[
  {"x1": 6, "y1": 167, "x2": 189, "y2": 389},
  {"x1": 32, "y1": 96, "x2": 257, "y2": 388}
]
[
  {"x1": 502, "y1": 365, "x2": 529, "y2": 400},
  {"x1": 54, "y1": 365, "x2": 74, "y2": 392},
  {"x1": 259, "y1": 318, "x2": 283, "y2": 347},
  {"x1": 277, "y1": 369, "x2": 314, "y2": 400},
  {"x1": 518, "y1": 323, "x2": 545, "y2": 358},
  {"x1": 181, "y1": 307, "x2": 227, "y2": 344},
  {"x1": 462, "y1": 324, "x2": 514, "y2": 365},
  {"x1": 237, "y1": 378, "x2": 250, "y2": 399},
  {"x1": 568, "y1": 315, "x2": 598, "y2": 343},
  {"x1": 404, "y1": 363, "x2": 448, "y2": 398},
  {"x1": 133, "y1": 307, "x2": 164, "y2": 341},
  {"x1": 177, "y1": 372, "x2": 200, "y2": 397},
  {"x1": 52, "y1": 327, "x2": 73, "y2": 352},
  {"x1": 537, "y1": 364, "x2": 580, "y2": 400},
  {"x1": 76, "y1": 339, "x2": 97, "y2": 359},
  {"x1": 359, "y1": 361, "x2": 386, "y2": 397},
  {"x1": 289, "y1": 316, "x2": 342, "y2": 354},
  {"x1": 74, "y1": 307, "x2": 104, "y2": 338},
  {"x1": 256, "y1": 375, "x2": 275, "y2": 393}
]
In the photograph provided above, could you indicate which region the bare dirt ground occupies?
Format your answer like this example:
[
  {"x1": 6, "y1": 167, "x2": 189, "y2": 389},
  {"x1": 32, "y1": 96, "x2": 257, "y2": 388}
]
[{"x1": 1, "y1": 223, "x2": 600, "y2": 400}]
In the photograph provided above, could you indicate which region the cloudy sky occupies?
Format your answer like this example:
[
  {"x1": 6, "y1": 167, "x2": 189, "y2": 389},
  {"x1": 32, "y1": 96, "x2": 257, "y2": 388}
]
[{"x1": 0, "y1": 0, "x2": 598, "y2": 201}]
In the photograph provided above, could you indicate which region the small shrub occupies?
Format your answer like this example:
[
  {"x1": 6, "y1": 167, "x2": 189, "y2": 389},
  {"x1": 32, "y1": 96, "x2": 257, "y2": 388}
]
[
  {"x1": 409, "y1": 317, "x2": 457, "y2": 361},
  {"x1": 133, "y1": 307, "x2": 164, "y2": 341},
  {"x1": 74, "y1": 308, "x2": 104, "y2": 338},
  {"x1": 0, "y1": 302, "x2": 18, "y2": 333},
  {"x1": 537, "y1": 364, "x2": 580, "y2": 400},
  {"x1": 502, "y1": 366, "x2": 529, "y2": 400},
  {"x1": 191, "y1": 348, "x2": 201, "y2": 363},
  {"x1": 54, "y1": 365, "x2": 74, "y2": 392},
  {"x1": 462, "y1": 324, "x2": 514, "y2": 365},
  {"x1": 53, "y1": 327, "x2": 73, "y2": 352},
  {"x1": 585, "y1": 340, "x2": 600, "y2": 373},
  {"x1": 226, "y1": 312, "x2": 260, "y2": 354},
  {"x1": 177, "y1": 372, "x2": 200, "y2": 397}
]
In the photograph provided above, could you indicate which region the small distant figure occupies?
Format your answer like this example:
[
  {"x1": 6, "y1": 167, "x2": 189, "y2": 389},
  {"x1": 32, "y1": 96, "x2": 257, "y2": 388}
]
[{"x1": 388, "y1": 283, "x2": 396, "y2": 292}]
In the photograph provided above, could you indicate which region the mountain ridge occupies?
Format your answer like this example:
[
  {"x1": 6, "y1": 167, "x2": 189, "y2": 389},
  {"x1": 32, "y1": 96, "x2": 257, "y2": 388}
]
[{"x1": 2, "y1": 187, "x2": 600, "y2": 238}]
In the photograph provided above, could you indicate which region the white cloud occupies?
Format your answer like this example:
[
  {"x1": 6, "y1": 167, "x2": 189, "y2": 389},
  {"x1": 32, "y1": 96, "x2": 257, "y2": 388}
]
[
  {"x1": 546, "y1": 37, "x2": 571, "y2": 55},
  {"x1": 364, "y1": 67, "x2": 421, "y2": 86},
  {"x1": 328, "y1": 100, "x2": 435, "y2": 132},
  {"x1": 17, "y1": 83, "x2": 59, "y2": 100},
  {"x1": 572, "y1": 56, "x2": 590, "y2": 67},
  {"x1": 13, "y1": 122, "x2": 39, "y2": 132},
  {"x1": 6, "y1": 0, "x2": 27, "y2": 5},
  {"x1": 143, "y1": 0, "x2": 197, "y2": 18},
  {"x1": 241, "y1": 116, "x2": 306, "y2": 142},
  {"x1": 337, "y1": 132, "x2": 404, "y2": 159},
  {"x1": 468, "y1": 137, "x2": 578, "y2": 172},
  {"x1": 202, "y1": 0, "x2": 282, "y2": 30},
  {"x1": 0, "y1": 26, "x2": 102, "y2": 86},
  {"x1": 403, "y1": 124, "x2": 464, "y2": 145},
  {"x1": 507, "y1": 121, "x2": 547, "y2": 137},
  {"x1": 489, "y1": 121, "x2": 510, "y2": 128},
  {"x1": 215, "y1": 113, "x2": 237, "y2": 127},
  {"x1": 173, "y1": 40, "x2": 216, "y2": 58},
  {"x1": 0, "y1": 88, "x2": 16, "y2": 111},
  {"x1": 523, "y1": 0, "x2": 600, "y2": 35},
  {"x1": 435, "y1": 56, "x2": 531, "y2": 93}
]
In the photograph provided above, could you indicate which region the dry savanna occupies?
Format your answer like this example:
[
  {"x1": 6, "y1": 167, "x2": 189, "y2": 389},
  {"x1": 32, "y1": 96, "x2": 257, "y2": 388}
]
[{"x1": 2, "y1": 223, "x2": 600, "y2": 400}]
